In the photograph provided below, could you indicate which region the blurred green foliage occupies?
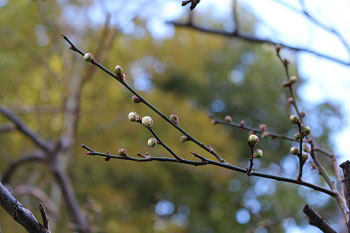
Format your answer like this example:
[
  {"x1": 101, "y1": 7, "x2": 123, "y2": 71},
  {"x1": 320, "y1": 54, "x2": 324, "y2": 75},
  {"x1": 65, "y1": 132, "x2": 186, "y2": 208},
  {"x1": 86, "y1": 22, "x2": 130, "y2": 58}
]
[{"x1": 0, "y1": 0, "x2": 341, "y2": 232}]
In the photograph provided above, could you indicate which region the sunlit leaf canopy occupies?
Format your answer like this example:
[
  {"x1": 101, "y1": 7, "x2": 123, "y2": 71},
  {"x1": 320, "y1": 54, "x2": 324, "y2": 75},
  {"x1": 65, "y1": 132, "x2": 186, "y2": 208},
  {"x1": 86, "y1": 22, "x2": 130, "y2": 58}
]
[{"x1": 0, "y1": 0, "x2": 343, "y2": 232}]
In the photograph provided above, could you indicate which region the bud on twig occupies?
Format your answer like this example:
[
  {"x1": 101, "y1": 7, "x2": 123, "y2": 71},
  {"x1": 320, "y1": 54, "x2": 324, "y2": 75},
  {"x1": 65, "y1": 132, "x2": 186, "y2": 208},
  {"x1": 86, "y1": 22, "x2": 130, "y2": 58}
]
[
  {"x1": 275, "y1": 44, "x2": 282, "y2": 54},
  {"x1": 300, "y1": 112, "x2": 306, "y2": 118},
  {"x1": 294, "y1": 133, "x2": 302, "y2": 140},
  {"x1": 142, "y1": 116, "x2": 153, "y2": 127},
  {"x1": 302, "y1": 126, "x2": 311, "y2": 136},
  {"x1": 290, "y1": 146, "x2": 300, "y2": 155},
  {"x1": 118, "y1": 148, "x2": 127, "y2": 156},
  {"x1": 302, "y1": 152, "x2": 309, "y2": 162},
  {"x1": 170, "y1": 114, "x2": 179, "y2": 124},
  {"x1": 289, "y1": 76, "x2": 298, "y2": 84},
  {"x1": 132, "y1": 95, "x2": 141, "y2": 103},
  {"x1": 83, "y1": 53, "x2": 95, "y2": 62},
  {"x1": 147, "y1": 138, "x2": 157, "y2": 147},
  {"x1": 211, "y1": 119, "x2": 217, "y2": 125},
  {"x1": 259, "y1": 124, "x2": 267, "y2": 131},
  {"x1": 128, "y1": 112, "x2": 139, "y2": 122},
  {"x1": 180, "y1": 135, "x2": 189, "y2": 143},
  {"x1": 253, "y1": 149, "x2": 263, "y2": 158},
  {"x1": 288, "y1": 97, "x2": 294, "y2": 104},
  {"x1": 290, "y1": 115, "x2": 299, "y2": 124},
  {"x1": 225, "y1": 115, "x2": 232, "y2": 123},
  {"x1": 248, "y1": 134, "x2": 259, "y2": 147}
]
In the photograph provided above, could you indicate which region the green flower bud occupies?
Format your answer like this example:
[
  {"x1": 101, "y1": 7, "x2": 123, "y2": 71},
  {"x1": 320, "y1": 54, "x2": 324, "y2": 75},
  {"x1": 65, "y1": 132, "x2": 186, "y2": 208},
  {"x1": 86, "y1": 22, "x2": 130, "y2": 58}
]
[
  {"x1": 290, "y1": 146, "x2": 300, "y2": 155},
  {"x1": 142, "y1": 116, "x2": 153, "y2": 127},
  {"x1": 114, "y1": 65, "x2": 123, "y2": 77},
  {"x1": 147, "y1": 138, "x2": 157, "y2": 147},
  {"x1": 128, "y1": 112, "x2": 139, "y2": 122},
  {"x1": 290, "y1": 115, "x2": 299, "y2": 124},
  {"x1": 248, "y1": 134, "x2": 259, "y2": 147},
  {"x1": 180, "y1": 135, "x2": 189, "y2": 143},
  {"x1": 83, "y1": 53, "x2": 94, "y2": 62},
  {"x1": 303, "y1": 126, "x2": 311, "y2": 136},
  {"x1": 118, "y1": 148, "x2": 127, "y2": 157},
  {"x1": 294, "y1": 133, "x2": 302, "y2": 140},
  {"x1": 289, "y1": 76, "x2": 298, "y2": 84},
  {"x1": 254, "y1": 149, "x2": 263, "y2": 158}
]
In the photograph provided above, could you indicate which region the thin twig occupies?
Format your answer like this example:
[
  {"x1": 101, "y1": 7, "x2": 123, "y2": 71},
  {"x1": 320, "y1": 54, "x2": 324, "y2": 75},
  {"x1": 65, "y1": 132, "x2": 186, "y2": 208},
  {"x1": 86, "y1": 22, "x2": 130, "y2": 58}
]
[
  {"x1": 62, "y1": 35, "x2": 225, "y2": 163},
  {"x1": 81, "y1": 145, "x2": 336, "y2": 197},
  {"x1": 39, "y1": 203, "x2": 50, "y2": 233}
]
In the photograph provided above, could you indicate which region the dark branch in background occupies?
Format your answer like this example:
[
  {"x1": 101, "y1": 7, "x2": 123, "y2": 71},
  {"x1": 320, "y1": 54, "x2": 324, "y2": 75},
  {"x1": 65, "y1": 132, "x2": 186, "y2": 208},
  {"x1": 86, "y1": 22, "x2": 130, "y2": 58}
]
[
  {"x1": 167, "y1": 21, "x2": 350, "y2": 66},
  {"x1": 181, "y1": 0, "x2": 200, "y2": 10},
  {"x1": 0, "y1": 182, "x2": 49, "y2": 233},
  {"x1": 81, "y1": 145, "x2": 336, "y2": 197},
  {"x1": 340, "y1": 161, "x2": 350, "y2": 228},
  {"x1": 0, "y1": 106, "x2": 52, "y2": 152},
  {"x1": 39, "y1": 203, "x2": 51, "y2": 233},
  {"x1": 1, "y1": 151, "x2": 46, "y2": 184},
  {"x1": 62, "y1": 35, "x2": 225, "y2": 163},
  {"x1": 0, "y1": 123, "x2": 16, "y2": 132},
  {"x1": 275, "y1": 0, "x2": 350, "y2": 56},
  {"x1": 303, "y1": 205, "x2": 337, "y2": 233}
]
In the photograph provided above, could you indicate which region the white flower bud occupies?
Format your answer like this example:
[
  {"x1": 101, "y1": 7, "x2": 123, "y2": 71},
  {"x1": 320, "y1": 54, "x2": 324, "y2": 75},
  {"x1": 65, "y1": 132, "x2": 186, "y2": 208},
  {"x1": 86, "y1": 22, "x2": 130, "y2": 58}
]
[{"x1": 142, "y1": 116, "x2": 153, "y2": 127}]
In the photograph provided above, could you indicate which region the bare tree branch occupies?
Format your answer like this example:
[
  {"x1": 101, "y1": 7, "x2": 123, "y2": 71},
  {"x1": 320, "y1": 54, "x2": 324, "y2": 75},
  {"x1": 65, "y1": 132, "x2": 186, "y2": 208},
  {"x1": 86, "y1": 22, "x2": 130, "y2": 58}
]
[
  {"x1": 1, "y1": 152, "x2": 47, "y2": 184},
  {"x1": 167, "y1": 21, "x2": 350, "y2": 66},
  {"x1": 0, "y1": 123, "x2": 16, "y2": 133},
  {"x1": 340, "y1": 160, "x2": 350, "y2": 228},
  {"x1": 0, "y1": 106, "x2": 52, "y2": 152},
  {"x1": 0, "y1": 182, "x2": 49, "y2": 233},
  {"x1": 303, "y1": 205, "x2": 337, "y2": 233}
]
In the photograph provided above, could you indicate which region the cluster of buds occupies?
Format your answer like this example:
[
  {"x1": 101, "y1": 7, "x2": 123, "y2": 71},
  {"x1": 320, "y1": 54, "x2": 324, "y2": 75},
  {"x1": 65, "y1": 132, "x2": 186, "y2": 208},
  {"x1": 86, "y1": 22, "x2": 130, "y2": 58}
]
[
  {"x1": 170, "y1": 114, "x2": 179, "y2": 124},
  {"x1": 290, "y1": 146, "x2": 309, "y2": 162},
  {"x1": 114, "y1": 65, "x2": 125, "y2": 81},
  {"x1": 83, "y1": 53, "x2": 95, "y2": 62}
]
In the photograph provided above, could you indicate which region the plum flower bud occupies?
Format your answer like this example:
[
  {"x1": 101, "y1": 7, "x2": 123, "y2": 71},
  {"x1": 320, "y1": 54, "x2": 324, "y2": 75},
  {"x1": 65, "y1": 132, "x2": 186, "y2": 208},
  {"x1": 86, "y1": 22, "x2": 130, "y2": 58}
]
[
  {"x1": 118, "y1": 148, "x2": 127, "y2": 157},
  {"x1": 128, "y1": 112, "x2": 139, "y2": 122},
  {"x1": 288, "y1": 97, "x2": 294, "y2": 104},
  {"x1": 275, "y1": 45, "x2": 282, "y2": 53},
  {"x1": 260, "y1": 124, "x2": 267, "y2": 131},
  {"x1": 114, "y1": 65, "x2": 123, "y2": 76},
  {"x1": 261, "y1": 132, "x2": 270, "y2": 139},
  {"x1": 303, "y1": 126, "x2": 311, "y2": 136},
  {"x1": 211, "y1": 119, "x2": 217, "y2": 125},
  {"x1": 294, "y1": 133, "x2": 302, "y2": 140},
  {"x1": 302, "y1": 152, "x2": 309, "y2": 162},
  {"x1": 170, "y1": 114, "x2": 179, "y2": 124},
  {"x1": 132, "y1": 95, "x2": 140, "y2": 103},
  {"x1": 290, "y1": 115, "x2": 299, "y2": 124},
  {"x1": 225, "y1": 116, "x2": 232, "y2": 123},
  {"x1": 283, "y1": 59, "x2": 290, "y2": 66},
  {"x1": 300, "y1": 112, "x2": 306, "y2": 118},
  {"x1": 248, "y1": 134, "x2": 259, "y2": 147},
  {"x1": 180, "y1": 135, "x2": 189, "y2": 143},
  {"x1": 83, "y1": 53, "x2": 94, "y2": 62},
  {"x1": 290, "y1": 146, "x2": 300, "y2": 155},
  {"x1": 147, "y1": 138, "x2": 157, "y2": 147},
  {"x1": 142, "y1": 116, "x2": 153, "y2": 127},
  {"x1": 289, "y1": 76, "x2": 298, "y2": 84},
  {"x1": 254, "y1": 149, "x2": 263, "y2": 158}
]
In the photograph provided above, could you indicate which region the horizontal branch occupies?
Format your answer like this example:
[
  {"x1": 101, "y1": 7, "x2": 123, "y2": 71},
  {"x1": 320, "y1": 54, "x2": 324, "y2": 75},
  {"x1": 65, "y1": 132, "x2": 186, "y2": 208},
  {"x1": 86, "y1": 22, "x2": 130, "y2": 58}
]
[
  {"x1": 0, "y1": 182, "x2": 49, "y2": 233},
  {"x1": 0, "y1": 106, "x2": 52, "y2": 152},
  {"x1": 303, "y1": 205, "x2": 336, "y2": 233},
  {"x1": 81, "y1": 145, "x2": 336, "y2": 197},
  {"x1": 168, "y1": 21, "x2": 350, "y2": 66}
]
